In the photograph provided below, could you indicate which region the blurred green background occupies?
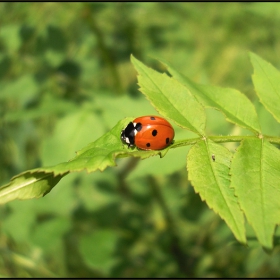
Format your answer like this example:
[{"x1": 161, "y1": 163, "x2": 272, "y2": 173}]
[{"x1": 1, "y1": 2, "x2": 280, "y2": 277}]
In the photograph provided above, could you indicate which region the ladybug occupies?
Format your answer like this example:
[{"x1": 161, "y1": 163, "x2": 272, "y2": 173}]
[{"x1": 121, "y1": 116, "x2": 175, "y2": 150}]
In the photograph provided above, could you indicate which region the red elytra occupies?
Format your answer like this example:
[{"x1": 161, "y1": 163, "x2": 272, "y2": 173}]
[{"x1": 121, "y1": 116, "x2": 175, "y2": 150}]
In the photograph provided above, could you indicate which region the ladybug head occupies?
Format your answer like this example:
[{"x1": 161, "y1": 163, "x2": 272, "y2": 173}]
[{"x1": 121, "y1": 122, "x2": 135, "y2": 147}]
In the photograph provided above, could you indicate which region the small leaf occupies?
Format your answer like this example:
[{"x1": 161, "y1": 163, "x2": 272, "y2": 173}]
[
  {"x1": 131, "y1": 55, "x2": 206, "y2": 135},
  {"x1": 0, "y1": 171, "x2": 65, "y2": 205},
  {"x1": 161, "y1": 59, "x2": 261, "y2": 134},
  {"x1": 231, "y1": 138, "x2": 280, "y2": 249},
  {"x1": 45, "y1": 118, "x2": 166, "y2": 175},
  {"x1": 187, "y1": 139, "x2": 246, "y2": 243},
  {"x1": 0, "y1": 118, "x2": 170, "y2": 204},
  {"x1": 250, "y1": 52, "x2": 280, "y2": 124}
]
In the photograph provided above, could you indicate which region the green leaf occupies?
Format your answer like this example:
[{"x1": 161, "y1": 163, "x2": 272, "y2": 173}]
[
  {"x1": 231, "y1": 138, "x2": 280, "y2": 249},
  {"x1": 46, "y1": 118, "x2": 167, "y2": 175},
  {"x1": 0, "y1": 118, "x2": 171, "y2": 204},
  {"x1": 161, "y1": 59, "x2": 261, "y2": 134},
  {"x1": 187, "y1": 139, "x2": 246, "y2": 243},
  {"x1": 131, "y1": 55, "x2": 206, "y2": 135},
  {"x1": 250, "y1": 52, "x2": 280, "y2": 124},
  {"x1": 0, "y1": 171, "x2": 64, "y2": 205}
]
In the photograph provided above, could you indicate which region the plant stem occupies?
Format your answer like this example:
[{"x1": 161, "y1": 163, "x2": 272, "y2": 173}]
[{"x1": 171, "y1": 135, "x2": 280, "y2": 149}]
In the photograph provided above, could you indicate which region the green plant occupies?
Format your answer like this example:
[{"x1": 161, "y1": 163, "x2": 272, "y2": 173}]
[{"x1": 1, "y1": 51, "x2": 280, "y2": 250}]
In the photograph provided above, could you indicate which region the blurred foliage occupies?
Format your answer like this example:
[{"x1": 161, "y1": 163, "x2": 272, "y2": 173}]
[{"x1": 1, "y1": 2, "x2": 280, "y2": 277}]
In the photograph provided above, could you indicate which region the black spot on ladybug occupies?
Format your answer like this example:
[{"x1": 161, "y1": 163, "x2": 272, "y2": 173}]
[
  {"x1": 166, "y1": 138, "x2": 170, "y2": 144},
  {"x1": 146, "y1": 143, "x2": 151, "y2": 147},
  {"x1": 135, "y1": 122, "x2": 142, "y2": 131},
  {"x1": 150, "y1": 117, "x2": 156, "y2": 120},
  {"x1": 152, "y1": 129, "x2": 157, "y2": 136}
]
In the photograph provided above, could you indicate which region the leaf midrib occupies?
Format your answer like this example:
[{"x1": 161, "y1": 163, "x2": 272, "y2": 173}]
[
  {"x1": 0, "y1": 173, "x2": 51, "y2": 197},
  {"x1": 205, "y1": 140, "x2": 243, "y2": 238}
]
